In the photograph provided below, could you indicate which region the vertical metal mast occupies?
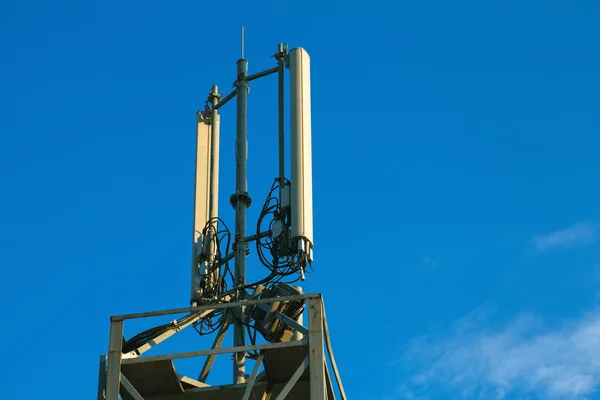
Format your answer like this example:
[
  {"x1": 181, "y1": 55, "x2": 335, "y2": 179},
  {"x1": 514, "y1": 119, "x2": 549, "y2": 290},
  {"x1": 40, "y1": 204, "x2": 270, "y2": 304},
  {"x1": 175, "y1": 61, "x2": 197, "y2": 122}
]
[{"x1": 232, "y1": 27, "x2": 249, "y2": 384}]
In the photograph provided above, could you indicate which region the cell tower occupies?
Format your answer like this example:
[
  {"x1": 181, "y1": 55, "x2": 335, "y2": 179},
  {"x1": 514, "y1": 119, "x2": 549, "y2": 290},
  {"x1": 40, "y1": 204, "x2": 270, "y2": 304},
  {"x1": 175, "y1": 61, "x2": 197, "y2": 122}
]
[{"x1": 97, "y1": 36, "x2": 346, "y2": 400}]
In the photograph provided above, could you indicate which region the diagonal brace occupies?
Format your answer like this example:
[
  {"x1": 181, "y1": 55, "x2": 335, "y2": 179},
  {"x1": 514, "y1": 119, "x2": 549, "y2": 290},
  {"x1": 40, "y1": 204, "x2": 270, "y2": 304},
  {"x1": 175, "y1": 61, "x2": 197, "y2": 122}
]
[
  {"x1": 242, "y1": 353, "x2": 265, "y2": 400},
  {"x1": 274, "y1": 356, "x2": 309, "y2": 400},
  {"x1": 198, "y1": 318, "x2": 231, "y2": 382},
  {"x1": 120, "y1": 373, "x2": 144, "y2": 400},
  {"x1": 124, "y1": 310, "x2": 212, "y2": 358}
]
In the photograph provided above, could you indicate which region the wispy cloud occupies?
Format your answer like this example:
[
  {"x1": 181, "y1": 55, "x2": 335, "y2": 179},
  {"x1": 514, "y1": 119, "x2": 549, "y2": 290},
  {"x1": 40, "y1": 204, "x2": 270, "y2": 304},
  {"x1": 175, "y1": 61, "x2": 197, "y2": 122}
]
[
  {"x1": 400, "y1": 310, "x2": 600, "y2": 399},
  {"x1": 533, "y1": 222, "x2": 597, "y2": 252}
]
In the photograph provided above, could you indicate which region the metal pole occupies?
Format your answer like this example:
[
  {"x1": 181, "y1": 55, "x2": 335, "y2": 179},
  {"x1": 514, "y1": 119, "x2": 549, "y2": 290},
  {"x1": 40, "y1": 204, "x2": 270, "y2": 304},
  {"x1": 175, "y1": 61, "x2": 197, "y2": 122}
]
[
  {"x1": 105, "y1": 319, "x2": 124, "y2": 400},
  {"x1": 277, "y1": 44, "x2": 285, "y2": 196},
  {"x1": 232, "y1": 57, "x2": 250, "y2": 384},
  {"x1": 308, "y1": 296, "x2": 326, "y2": 399},
  {"x1": 97, "y1": 355, "x2": 106, "y2": 400},
  {"x1": 241, "y1": 26, "x2": 245, "y2": 59}
]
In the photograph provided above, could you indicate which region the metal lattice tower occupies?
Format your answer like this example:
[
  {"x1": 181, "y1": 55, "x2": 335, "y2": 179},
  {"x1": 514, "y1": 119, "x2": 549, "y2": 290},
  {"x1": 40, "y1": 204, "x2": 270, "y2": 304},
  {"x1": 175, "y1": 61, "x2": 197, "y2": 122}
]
[{"x1": 98, "y1": 36, "x2": 346, "y2": 400}]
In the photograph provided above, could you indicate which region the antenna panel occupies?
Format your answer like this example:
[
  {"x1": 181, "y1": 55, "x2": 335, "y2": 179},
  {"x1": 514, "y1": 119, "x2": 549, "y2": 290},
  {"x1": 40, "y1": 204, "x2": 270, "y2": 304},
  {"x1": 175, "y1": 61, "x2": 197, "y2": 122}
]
[
  {"x1": 190, "y1": 111, "x2": 211, "y2": 301},
  {"x1": 289, "y1": 48, "x2": 314, "y2": 258}
]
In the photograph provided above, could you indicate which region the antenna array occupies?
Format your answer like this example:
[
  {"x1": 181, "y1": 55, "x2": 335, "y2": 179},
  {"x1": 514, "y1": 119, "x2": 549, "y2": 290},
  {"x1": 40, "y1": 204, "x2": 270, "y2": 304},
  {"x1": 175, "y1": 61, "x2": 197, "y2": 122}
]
[{"x1": 98, "y1": 39, "x2": 346, "y2": 400}]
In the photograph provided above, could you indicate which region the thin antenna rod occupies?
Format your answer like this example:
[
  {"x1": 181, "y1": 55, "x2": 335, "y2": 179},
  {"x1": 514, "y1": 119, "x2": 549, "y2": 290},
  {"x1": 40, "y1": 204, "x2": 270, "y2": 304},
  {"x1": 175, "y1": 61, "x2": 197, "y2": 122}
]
[{"x1": 241, "y1": 26, "x2": 245, "y2": 59}]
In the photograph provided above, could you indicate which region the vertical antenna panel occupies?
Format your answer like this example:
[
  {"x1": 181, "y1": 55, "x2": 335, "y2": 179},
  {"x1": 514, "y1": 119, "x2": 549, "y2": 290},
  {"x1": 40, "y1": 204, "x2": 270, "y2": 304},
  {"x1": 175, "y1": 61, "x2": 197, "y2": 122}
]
[
  {"x1": 190, "y1": 111, "x2": 211, "y2": 302},
  {"x1": 289, "y1": 48, "x2": 314, "y2": 256}
]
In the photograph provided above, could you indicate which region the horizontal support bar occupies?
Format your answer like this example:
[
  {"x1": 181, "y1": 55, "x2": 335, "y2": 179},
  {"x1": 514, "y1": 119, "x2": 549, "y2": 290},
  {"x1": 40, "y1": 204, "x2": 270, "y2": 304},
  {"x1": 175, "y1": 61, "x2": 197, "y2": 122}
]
[
  {"x1": 122, "y1": 339, "x2": 308, "y2": 365},
  {"x1": 217, "y1": 251, "x2": 235, "y2": 267},
  {"x1": 112, "y1": 293, "x2": 321, "y2": 321},
  {"x1": 214, "y1": 88, "x2": 237, "y2": 110},
  {"x1": 184, "y1": 381, "x2": 268, "y2": 394},
  {"x1": 217, "y1": 231, "x2": 269, "y2": 267},
  {"x1": 247, "y1": 66, "x2": 279, "y2": 82},
  {"x1": 245, "y1": 230, "x2": 270, "y2": 243}
]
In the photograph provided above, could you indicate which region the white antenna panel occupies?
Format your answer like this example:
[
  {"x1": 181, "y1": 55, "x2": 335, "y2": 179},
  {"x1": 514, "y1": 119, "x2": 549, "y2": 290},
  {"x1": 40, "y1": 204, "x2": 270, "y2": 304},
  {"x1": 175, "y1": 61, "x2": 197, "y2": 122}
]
[
  {"x1": 289, "y1": 48, "x2": 314, "y2": 256},
  {"x1": 190, "y1": 112, "x2": 211, "y2": 300}
]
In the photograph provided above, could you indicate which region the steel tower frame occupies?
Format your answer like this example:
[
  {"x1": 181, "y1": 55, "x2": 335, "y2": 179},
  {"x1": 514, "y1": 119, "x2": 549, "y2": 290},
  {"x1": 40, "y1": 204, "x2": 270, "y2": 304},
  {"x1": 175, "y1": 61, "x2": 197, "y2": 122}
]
[
  {"x1": 99, "y1": 294, "x2": 346, "y2": 399},
  {"x1": 98, "y1": 38, "x2": 345, "y2": 400}
]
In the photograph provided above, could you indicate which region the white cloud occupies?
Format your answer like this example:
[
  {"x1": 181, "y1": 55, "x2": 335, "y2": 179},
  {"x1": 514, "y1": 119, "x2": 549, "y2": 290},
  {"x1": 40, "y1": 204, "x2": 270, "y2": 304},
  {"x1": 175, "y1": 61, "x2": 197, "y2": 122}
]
[
  {"x1": 400, "y1": 310, "x2": 600, "y2": 399},
  {"x1": 533, "y1": 222, "x2": 597, "y2": 252}
]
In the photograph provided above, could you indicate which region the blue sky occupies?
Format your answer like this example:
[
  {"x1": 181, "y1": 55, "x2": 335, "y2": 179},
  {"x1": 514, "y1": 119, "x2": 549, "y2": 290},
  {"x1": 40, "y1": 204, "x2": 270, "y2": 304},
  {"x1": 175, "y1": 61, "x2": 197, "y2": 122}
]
[{"x1": 2, "y1": 1, "x2": 600, "y2": 399}]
